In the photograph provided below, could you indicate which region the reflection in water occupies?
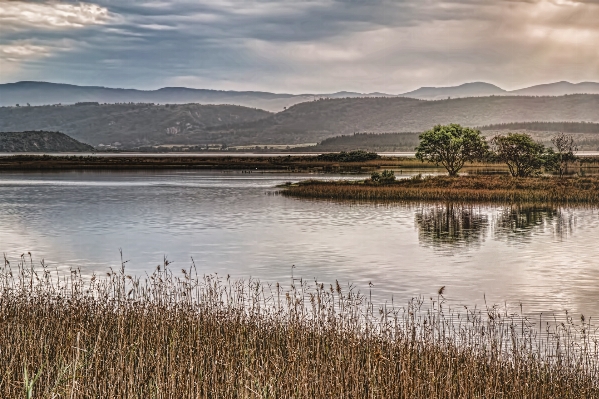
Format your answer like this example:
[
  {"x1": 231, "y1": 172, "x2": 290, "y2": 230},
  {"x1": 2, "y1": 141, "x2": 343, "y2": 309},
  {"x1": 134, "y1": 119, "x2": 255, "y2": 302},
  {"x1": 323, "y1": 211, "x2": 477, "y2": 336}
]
[
  {"x1": 415, "y1": 203, "x2": 576, "y2": 249},
  {"x1": 415, "y1": 203, "x2": 489, "y2": 250},
  {"x1": 0, "y1": 171, "x2": 597, "y2": 323},
  {"x1": 494, "y1": 204, "x2": 575, "y2": 242}
]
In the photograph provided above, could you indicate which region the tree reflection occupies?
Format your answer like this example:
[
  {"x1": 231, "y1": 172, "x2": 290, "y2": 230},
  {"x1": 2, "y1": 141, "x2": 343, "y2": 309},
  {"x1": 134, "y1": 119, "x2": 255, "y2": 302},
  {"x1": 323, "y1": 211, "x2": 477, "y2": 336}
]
[
  {"x1": 415, "y1": 203, "x2": 489, "y2": 250},
  {"x1": 494, "y1": 204, "x2": 575, "y2": 242},
  {"x1": 414, "y1": 203, "x2": 576, "y2": 250}
]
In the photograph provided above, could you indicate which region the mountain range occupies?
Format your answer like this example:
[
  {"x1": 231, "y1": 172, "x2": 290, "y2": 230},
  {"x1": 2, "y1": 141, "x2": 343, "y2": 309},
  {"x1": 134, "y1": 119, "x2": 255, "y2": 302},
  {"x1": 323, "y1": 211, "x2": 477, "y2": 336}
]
[
  {"x1": 1, "y1": 81, "x2": 598, "y2": 111},
  {"x1": 2, "y1": 95, "x2": 597, "y2": 148},
  {"x1": 202, "y1": 95, "x2": 599, "y2": 145}
]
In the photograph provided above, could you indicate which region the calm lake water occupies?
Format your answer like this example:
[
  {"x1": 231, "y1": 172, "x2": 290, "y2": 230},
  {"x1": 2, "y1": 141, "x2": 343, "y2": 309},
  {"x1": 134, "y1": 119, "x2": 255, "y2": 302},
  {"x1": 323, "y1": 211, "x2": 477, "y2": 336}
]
[{"x1": 1, "y1": 170, "x2": 598, "y2": 319}]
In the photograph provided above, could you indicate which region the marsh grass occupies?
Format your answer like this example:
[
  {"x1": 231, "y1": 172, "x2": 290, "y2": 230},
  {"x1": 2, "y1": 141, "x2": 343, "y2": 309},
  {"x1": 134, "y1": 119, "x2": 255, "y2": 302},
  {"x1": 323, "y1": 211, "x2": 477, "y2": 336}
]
[
  {"x1": 1, "y1": 254, "x2": 598, "y2": 398},
  {"x1": 282, "y1": 175, "x2": 599, "y2": 204}
]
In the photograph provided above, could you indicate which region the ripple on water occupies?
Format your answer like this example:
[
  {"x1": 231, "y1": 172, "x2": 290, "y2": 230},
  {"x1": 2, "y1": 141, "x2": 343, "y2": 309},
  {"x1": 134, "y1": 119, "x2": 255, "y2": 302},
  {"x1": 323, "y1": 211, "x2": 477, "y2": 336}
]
[{"x1": 0, "y1": 170, "x2": 598, "y2": 321}]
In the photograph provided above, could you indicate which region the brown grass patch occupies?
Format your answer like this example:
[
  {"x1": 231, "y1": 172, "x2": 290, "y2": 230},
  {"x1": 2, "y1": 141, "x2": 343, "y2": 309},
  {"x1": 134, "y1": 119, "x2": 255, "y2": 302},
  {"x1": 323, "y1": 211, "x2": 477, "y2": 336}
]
[
  {"x1": 282, "y1": 175, "x2": 599, "y2": 204},
  {"x1": 0, "y1": 256, "x2": 597, "y2": 398}
]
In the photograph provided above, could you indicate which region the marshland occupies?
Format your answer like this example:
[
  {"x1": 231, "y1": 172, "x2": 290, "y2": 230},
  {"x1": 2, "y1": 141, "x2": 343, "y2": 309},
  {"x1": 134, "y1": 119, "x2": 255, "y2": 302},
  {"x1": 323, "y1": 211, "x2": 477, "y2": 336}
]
[
  {"x1": 2, "y1": 148, "x2": 599, "y2": 396},
  {"x1": 5, "y1": 0, "x2": 599, "y2": 393},
  {"x1": 1, "y1": 255, "x2": 598, "y2": 398},
  {"x1": 282, "y1": 175, "x2": 599, "y2": 203}
]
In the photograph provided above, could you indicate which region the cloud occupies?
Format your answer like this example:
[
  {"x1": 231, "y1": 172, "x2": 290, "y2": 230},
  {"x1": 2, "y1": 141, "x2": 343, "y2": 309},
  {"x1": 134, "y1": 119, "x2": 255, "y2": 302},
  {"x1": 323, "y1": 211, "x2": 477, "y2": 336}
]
[
  {"x1": 0, "y1": 1, "x2": 110, "y2": 30},
  {"x1": 1, "y1": 0, "x2": 598, "y2": 92}
]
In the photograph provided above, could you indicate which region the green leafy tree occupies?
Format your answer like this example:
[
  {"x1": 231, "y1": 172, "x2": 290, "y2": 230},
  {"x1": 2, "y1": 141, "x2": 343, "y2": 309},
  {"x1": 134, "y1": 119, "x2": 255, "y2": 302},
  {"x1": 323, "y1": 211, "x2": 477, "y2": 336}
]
[
  {"x1": 491, "y1": 133, "x2": 552, "y2": 177},
  {"x1": 415, "y1": 124, "x2": 489, "y2": 176}
]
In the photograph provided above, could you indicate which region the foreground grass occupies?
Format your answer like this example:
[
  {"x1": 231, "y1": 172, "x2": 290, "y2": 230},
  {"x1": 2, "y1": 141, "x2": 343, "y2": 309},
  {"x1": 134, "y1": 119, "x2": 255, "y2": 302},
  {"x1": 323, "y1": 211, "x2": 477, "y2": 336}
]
[
  {"x1": 282, "y1": 175, "x2": 599, "y2": 204},
  {"x1": 1, "y1": 257, "x2": 597, "y2": 398}
]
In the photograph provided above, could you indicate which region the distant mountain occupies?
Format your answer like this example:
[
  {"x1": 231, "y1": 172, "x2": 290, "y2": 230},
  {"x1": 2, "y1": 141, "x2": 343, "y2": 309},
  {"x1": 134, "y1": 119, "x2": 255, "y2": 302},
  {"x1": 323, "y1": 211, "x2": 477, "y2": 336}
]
[
  {"x1": 2, "y1": 81, "x2": 598, "y2": 111},
  {"x1": 204, "y1": 94, "x2": 599, "y2": 145},
  {"x1": 400, "y1": 82, "x2": 506, "y2": 100},
  {"x1": 399, "y1": 81, "x2": 599, "y2": 100},
  {"x1": 0, "y1": 82, "x2": 392, "y2": 112},
  {"x1": 0, "y1": 131, "x2": 94, "y2": 152},
  {"x1": 510, "y1": 81, "x2": 599, "y2": 97},
  {"x1": 0, "y1": 103, "x2": 272, "y2": 147},
  {"x1": 2, "y1": 88, "x2": 598, "y2": 149},
  {"x1": 0, "y1": 82, "x2": 311, "y2": 112}
]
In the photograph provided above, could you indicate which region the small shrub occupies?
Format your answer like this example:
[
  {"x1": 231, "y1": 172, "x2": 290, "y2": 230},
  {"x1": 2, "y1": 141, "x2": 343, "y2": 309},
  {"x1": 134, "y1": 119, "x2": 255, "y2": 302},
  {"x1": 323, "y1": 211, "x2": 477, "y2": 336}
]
[
  {"x1": 371, "y1": 169, "x2": 396, "y2": 184},
  {"x1": 316, "y1": 150, "x2": 380, "y2": 162}
]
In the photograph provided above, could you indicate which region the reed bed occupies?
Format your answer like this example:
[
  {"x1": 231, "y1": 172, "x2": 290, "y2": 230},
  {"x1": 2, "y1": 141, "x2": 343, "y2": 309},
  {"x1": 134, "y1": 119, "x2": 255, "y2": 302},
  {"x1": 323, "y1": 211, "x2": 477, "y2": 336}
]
[
  {"x1": 282, "y1": 175, "x2": 599, "y2": 204},
  {"x1": 1, "y1": 255, "x2": 598, "y2": 398}
]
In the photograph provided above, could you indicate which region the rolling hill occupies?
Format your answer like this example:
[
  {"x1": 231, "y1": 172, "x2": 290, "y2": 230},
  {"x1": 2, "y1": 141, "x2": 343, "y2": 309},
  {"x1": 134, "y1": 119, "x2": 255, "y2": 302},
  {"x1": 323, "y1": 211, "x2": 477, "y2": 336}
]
[
  {"x1": 2, "y1": 81, "x2": 599, "y2": 111},
  {"x1": 294, "y1": 122, "x2": 599, "y2": 152},
  {"x1": 203, "y1": 95, "x2": 599, "y2": 145},
  {"x1": 510, "y1": 82, "x2": 599, "y2": 97},
  {"x1": 0, "y1": 131, "x2": 94, "y2": 152},
  {"x1": 0, "y1": 103, "x2": 272, "y2": 148},
  {"x1": 398, "y1": 81, "x2": 599, "y2": 100},
  {"x1": 1, "y1": 95, "x2": 598, "y2": 149},
  {"x1": 400, "y1": 82, "x2": 506, "y2": 100},
  {"x1": 0, "y1": 82, "x2": 388, "y2": 112}
]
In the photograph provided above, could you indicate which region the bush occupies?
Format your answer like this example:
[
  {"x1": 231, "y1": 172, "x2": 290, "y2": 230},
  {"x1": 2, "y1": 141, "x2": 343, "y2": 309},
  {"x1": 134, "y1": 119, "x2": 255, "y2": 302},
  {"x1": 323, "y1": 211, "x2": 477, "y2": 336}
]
[
  {"x1": 316, "y1": 150, "x2": 380, "y2": 162},
  {"x1": 370, "y1": 169, "x2": 396, "y2": 184}
]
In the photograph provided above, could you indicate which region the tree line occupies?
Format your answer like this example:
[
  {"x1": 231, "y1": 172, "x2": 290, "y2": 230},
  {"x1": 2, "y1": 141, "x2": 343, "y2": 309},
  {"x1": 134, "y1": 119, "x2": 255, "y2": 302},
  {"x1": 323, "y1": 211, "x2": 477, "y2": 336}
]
[
  {"x1": 480, "y1": 121, "x2": 599, "y2": 134},
  {"x1": 415, "y1": 124, "x2": 578, "y2": 177}
]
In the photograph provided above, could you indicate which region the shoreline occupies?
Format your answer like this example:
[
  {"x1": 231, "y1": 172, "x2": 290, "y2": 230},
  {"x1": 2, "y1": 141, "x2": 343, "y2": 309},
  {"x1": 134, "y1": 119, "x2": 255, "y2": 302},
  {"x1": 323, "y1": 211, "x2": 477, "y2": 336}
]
[
  {"x1": 282, "y1": 175, "x2": 599, "y2": 204},
  {"x1": 2, "y1": 259, "x2": 597, "y2": 397},
  {"x1": 0, "y1": 154, "x2": 454, "y2": 172}
]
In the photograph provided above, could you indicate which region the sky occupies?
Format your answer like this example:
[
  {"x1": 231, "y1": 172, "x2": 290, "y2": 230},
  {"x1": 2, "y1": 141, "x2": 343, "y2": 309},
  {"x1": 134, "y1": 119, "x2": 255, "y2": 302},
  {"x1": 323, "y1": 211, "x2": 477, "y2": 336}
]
[{"x1": 1, "y1": 0, "x2": 598, "y2": 94}]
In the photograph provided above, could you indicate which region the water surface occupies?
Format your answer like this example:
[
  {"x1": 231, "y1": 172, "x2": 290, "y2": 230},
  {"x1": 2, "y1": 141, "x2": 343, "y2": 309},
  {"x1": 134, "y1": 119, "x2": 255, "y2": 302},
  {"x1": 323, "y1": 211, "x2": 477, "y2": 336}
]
[{"x1": 1, "y1": 170, "x2": 597, "y2": 319}]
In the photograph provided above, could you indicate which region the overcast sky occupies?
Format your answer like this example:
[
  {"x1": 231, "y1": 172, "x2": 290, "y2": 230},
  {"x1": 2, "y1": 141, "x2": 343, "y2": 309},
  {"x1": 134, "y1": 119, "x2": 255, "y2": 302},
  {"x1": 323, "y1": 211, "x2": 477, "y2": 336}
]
[{"x1": 1, "y1": 0, "x2": 598, "y2": 93}]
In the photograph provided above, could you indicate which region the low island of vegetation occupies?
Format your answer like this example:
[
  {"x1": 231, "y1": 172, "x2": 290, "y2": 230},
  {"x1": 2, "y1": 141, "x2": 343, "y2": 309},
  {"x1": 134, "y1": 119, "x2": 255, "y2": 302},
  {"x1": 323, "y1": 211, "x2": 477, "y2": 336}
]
[{"x1": 284, "y1": 124, "x2": 599, "y2": 204}]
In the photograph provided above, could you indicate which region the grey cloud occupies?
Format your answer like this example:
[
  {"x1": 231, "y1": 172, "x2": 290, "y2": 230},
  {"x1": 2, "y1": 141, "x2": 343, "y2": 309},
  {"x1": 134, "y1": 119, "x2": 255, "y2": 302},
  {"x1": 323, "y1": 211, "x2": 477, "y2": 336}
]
[{"x1": 1, "y1": 0, "x2": 598, "y2": 92}]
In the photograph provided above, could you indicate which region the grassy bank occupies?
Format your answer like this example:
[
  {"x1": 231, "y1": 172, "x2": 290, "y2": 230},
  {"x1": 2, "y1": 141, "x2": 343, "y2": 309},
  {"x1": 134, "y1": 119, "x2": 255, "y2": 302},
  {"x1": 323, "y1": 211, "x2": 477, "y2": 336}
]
[
  {"x1": 1, "y1": 257, "x2": 597, "y2": 398},
  {"x1": 1, "y1": 154, "x2": 598, "y2": 173},
  {"x1": 0, "y1": 154, "x2": 412, "y2": 172},
  {"x1": 282, "y1": 175, "x2": 599, "y2": 204}
]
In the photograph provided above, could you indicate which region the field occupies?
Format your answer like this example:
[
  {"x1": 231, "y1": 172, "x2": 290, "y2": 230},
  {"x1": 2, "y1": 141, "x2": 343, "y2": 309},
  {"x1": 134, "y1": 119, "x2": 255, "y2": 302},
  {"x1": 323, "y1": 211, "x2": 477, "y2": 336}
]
[
  {"x1": 282, "y1": 175, "x2": 599, "y2": 204},
  {"x1": 1, "y1": 256, "x2": 597, "y2": 398}
]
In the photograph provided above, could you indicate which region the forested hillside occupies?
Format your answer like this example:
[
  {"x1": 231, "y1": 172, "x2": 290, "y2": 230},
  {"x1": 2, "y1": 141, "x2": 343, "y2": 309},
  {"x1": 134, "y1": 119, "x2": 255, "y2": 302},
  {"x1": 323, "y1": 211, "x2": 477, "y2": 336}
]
[
  {"x1": 480, "y1": 122, "x2": 599, "y2": 133},
  {"x1": 0, "y1": 131, "x2": 94, "y2": 152},
  {"x1": 206, "y1": 95, "x2": 599, "y2": 145},
  {"x1": 1, "y1": 95, "x2": 598, "y2": 149},
  {"x1": 0, "y1": 103, "x2": 272, "y2": 148}
]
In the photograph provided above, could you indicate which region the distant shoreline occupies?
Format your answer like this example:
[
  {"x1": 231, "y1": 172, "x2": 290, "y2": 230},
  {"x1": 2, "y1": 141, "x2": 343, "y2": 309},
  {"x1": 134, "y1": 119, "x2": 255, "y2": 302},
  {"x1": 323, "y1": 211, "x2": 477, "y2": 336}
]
[
  {"x1": 0, "y1": 154, "x2": 417, "y2": 172},
  {"x1": 1, "y1": 154, "x2": 598, "y2": 174},
  {"x1": 1, "y1": 151, "x2": 599, "y2": 157}
]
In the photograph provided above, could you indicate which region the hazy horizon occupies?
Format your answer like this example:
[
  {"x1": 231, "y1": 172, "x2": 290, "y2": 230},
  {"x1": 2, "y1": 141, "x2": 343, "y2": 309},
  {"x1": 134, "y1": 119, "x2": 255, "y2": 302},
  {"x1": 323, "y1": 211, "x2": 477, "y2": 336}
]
[
  {"x1": 3, "y1": 79, "x2": 599, "y2": 96},
  {"x1": 2, "y1": 1, "x2": 598, "y2": 94}
]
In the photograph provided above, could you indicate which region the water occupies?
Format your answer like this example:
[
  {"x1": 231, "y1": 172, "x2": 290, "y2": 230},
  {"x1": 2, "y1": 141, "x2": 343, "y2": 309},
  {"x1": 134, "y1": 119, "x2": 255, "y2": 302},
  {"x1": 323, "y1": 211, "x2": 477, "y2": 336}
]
[{"x1": 1, "y1": 170, "x2": 598, "y2": 320}]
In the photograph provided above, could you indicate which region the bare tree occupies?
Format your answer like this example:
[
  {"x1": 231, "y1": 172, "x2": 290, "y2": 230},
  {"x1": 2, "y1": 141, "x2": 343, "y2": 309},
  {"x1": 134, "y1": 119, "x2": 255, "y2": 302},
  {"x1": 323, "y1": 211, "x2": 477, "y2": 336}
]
[{"x1": 551, "y1": 133, "x2": 578, "y2": 177}]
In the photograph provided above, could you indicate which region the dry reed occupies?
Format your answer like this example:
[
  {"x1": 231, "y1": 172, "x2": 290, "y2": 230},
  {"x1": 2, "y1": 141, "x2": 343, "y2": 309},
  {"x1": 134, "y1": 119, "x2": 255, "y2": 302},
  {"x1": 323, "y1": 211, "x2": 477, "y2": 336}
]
[
  {"x1": 1, "y1": 254, "x2": 597, "y2": 398},
  {"x1": 282, "y1": 175, "x2": 599, "y2": 204}
]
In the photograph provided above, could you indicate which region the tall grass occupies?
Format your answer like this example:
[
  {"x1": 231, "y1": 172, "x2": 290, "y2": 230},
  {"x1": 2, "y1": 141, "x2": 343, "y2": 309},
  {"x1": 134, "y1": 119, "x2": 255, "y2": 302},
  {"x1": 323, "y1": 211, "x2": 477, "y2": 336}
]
[
  {"x1": 1, "y1": 255, "x2": 597, "y2": 398},
  {"x1": 283, "y1": 175, "x2": 599, "y2": 203}
]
